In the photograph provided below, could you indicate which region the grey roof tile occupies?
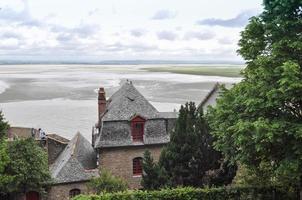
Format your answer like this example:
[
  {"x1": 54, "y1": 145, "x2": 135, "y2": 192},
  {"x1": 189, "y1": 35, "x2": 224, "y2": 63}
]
[
  {"x1": 50, "y1": 132, "x2": 98, "y2": 184},
  {"x1": 102, "y1": 82, "x2": 160, "y2": 121}
]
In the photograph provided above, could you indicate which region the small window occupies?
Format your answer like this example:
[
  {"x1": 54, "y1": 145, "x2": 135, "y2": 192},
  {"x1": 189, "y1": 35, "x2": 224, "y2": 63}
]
[
  {"x1": 133, "y1": 157, "x2": 143, "y2": 176},
  {"x1": 131, "y1": 116, "x2": 145, "y2": 142},
  {"x1": 69, "y1": 189, "x2": 81, "y2": 199}
]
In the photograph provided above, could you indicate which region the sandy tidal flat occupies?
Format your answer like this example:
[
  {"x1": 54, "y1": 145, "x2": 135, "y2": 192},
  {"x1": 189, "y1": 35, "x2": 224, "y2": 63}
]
[{"x1": 0, "y1": 64, "x2": 242, "y2": 140}]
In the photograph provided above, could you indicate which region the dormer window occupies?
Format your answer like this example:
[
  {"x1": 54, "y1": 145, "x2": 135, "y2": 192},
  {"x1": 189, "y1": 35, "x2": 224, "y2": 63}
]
[{"x1": 131, "y1": 116, "x2": 145, "y2": 142}]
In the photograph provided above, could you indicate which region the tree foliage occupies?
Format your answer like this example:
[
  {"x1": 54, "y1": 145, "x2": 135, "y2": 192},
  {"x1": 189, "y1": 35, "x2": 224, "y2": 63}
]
[
  {"x1": 89, "y1": 170, "x2": 128, "y2": 194},
  {"x1": 141, "y1": 150, "x2": 169, "y2": 190},
  {"x1": 207, "y1": 0, "x2": 302, "y2": 186},
  {"x1": 0, "y1": 111, "x2": 13, "y2": 194},
  {"x1": 6, "y1": 138, "x2": 51, "y2": 193},
  {"x1": 156, "y1": 102, "x2": 236, "y2": 188}
]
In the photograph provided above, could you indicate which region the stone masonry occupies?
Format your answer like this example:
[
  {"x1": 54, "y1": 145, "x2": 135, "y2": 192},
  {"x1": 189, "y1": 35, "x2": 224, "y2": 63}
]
[{"x1": 99, "y1": 144, "x2": 164, "y2": 189}]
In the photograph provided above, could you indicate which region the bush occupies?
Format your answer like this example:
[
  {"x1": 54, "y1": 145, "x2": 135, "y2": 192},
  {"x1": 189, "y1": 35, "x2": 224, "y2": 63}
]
[
  {"x1": 88, "y1": 170, "x2": 128, "y2": 194},
  {"x1": 73, "y1": 186, "x2": 296, "y2": 200}
]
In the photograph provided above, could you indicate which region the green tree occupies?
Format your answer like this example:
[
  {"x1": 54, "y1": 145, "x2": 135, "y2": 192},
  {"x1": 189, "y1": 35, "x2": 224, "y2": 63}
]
[
  {"x1": 89, "y1": 170, "x2": 128, "y2": 194},
  {"x1": 6, "y1": 138, "x2": 51, "y2": 194},
  {"x1": 0, "y1": 111, "x2": 13, "y2": 194},
  {"x1": 141, "y1": 150, "x2": 170, "y2": 190},
  {"x1": 207, "y1": 0, "x2": 302, "y2": 188},
  {"x1": 159, "y1": 102, "x2": 236, "y2": 187}
]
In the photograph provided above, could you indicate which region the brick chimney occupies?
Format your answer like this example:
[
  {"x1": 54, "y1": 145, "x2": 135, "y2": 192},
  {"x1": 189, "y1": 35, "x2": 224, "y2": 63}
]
[{"x1": 98, "y1": 87, "x2": 106, "y2": 122}]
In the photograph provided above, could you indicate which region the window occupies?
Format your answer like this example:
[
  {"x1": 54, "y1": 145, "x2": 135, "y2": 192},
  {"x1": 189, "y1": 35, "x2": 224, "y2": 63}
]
[
  {"x1": 69, "y1": 189, "x2": 81, "y2": 199},
  {"x1": 131, "y1": 116, "x2": 145, "y2": 142},
  {"x1": 133, "y1": 157, "x2": 143, "y2": 176}
]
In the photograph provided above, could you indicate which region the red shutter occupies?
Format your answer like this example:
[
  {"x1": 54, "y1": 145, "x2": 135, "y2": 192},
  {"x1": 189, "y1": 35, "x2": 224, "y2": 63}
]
[
  {"x1": 133, "y1": 157, "x2": 143, "y2": 175},
  {"x1": 131, "y1": 116, "x2": 145, "y2": 142}
]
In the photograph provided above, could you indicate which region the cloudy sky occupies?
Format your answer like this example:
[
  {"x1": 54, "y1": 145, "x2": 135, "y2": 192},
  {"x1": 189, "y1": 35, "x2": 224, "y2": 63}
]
[{"x1": 0, "y1": 0, "x2": 263, "y2": 62}]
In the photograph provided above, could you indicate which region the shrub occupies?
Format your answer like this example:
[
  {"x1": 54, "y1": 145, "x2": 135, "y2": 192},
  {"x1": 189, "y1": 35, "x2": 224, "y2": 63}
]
[
  {"x1": 88, "y1": 170, "x2": 128, "y2": 194},
  {"x1": 73, "y1": 186, "x2": 296, "y2": 200}
]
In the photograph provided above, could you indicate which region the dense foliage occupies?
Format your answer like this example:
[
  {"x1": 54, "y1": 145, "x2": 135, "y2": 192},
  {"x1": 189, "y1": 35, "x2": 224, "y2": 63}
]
[
  {"x1": 141, "y1": 150, "x2": 169, "y2": 190},
  {"x1": 142, "y1": 102, "x2": 236, "y2": 189},
  {"x1": 0, "y1": 111, "x2": 51, "y2": 195},
  {"x1": 89, "y1": 170, "x2": 128, "y2": 194},
  {"x1": 0, "y1": 111, "x2": 13, "y2": 194},
  {"x1": 73, "y1": 186, "x2": 296, "y2": 200},
  {"x1": 207, "y1": 0, "x2": 302, "y2": 187},
  {"x1": 6, "y1": 138, "x2": 51, "y2": 193}
]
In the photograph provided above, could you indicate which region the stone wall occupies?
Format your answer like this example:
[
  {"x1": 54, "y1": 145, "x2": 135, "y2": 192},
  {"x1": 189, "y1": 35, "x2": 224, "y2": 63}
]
[
  {"x1": 99, "y1": 144, "x2": 164, "y2": 189},
  {"x1": 47, "y1": 138, "x2": 67, "y2": 165},
  {"x1": 47, "y1": 182, "x2": 91, "y2": 200}
]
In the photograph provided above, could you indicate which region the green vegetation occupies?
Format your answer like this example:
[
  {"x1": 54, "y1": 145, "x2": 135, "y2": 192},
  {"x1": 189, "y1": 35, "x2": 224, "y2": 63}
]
[
  {"x1": 89, "y1": 170, "x2": 128, "y2": 194},
  {"x1": 0, "y1": 111, "x2": 50, "y2": 196},
  {"x1": 0, "y1": 111, "x2": 13, "y2": 194},
  {"x1": 143, "y1": 66, "x2": 244, "y2": 77},
  {"x1": 7, "y1": 138, "x2": 51, "y2": 194},
  {"x1": 141, "y1": 150, "x2": 168, "y2": 190},
  {"x1": 73, "y1": 186, "x2": 296, "y2": 200},
  {"x1": 207, "y1": 0, "x2": 302, "y2": 189},
  {"x1": 142, "y1": 103, "x2": 236, "y2": 189}
]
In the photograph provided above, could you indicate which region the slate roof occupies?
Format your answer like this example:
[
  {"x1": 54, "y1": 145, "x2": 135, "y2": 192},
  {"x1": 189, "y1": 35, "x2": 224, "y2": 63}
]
[
  {"x1": 94, "y1": 82, "x2": 178, "y2": 148},
  {"x1": 198, "y1": 82, "x2": 221, "y2": 111},
  {"x1": 50, "y1": 132, "x2": 98, "y2": 184},
  {"x1": 102, "y1": 82, "x2": 160, "y2": 121}
]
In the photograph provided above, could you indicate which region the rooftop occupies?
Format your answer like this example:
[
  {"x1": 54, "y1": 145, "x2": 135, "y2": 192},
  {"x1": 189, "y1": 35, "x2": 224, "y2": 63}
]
[
  {"x1": 50, "y1": 132, "x2": 98, "y2": 184},
  {"x1": 102, "y1": 82, "x2": 161, "y2": 121}
]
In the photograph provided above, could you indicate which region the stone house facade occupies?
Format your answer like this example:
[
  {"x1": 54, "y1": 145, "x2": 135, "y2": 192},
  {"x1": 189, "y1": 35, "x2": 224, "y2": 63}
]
[{"x1": 92, "y1": 81, "x2": 177, "y2": 188}]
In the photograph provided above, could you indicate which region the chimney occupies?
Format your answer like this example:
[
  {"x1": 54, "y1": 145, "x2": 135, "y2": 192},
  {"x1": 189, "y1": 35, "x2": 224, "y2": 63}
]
[{"x1": 98, "y1": 87, "x2": 106, "y2": 122}]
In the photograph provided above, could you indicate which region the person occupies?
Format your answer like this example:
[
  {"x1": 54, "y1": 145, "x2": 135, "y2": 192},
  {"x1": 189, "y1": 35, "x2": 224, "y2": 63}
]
[
  {"x1": 31, "y1": 128, "x2": 35, "y2": 138},
  {"x1": 39, "y1": 128, "x2": 46, "y2": 140}
]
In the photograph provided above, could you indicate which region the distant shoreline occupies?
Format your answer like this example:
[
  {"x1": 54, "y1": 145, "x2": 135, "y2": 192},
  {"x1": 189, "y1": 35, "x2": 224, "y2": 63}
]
[
  {"x1": 143, "y1": 65, "x2": 244, "y2": 77},
  {"x1": 0, "y1": 60, "x2": 245, "y2": 66}
]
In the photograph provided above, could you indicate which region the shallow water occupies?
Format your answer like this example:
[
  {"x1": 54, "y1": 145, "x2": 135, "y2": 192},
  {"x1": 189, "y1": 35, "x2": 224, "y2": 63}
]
[{"x1": 0, "y1": 64, "x2": 241, "y2": 140}]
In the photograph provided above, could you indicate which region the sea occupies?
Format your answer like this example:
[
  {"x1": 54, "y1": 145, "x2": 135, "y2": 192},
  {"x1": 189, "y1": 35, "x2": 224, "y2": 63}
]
[{"x1": 0, "y1": 64, "x2": 242, "y2": 140}]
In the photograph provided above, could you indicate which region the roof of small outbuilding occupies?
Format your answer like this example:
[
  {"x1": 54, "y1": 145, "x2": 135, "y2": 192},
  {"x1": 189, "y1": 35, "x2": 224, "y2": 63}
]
[
  {"x1": 102, "y1": 82, "x2": 160, "y2": 121},
  {"x1": 50, "y1": 132, "x2": 98, "y2": 184}
]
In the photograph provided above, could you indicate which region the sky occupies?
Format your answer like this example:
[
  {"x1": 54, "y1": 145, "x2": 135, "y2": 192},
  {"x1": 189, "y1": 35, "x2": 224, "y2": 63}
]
[{"x1": 0, "y1": 0, "x2": 263, "y2": 62}]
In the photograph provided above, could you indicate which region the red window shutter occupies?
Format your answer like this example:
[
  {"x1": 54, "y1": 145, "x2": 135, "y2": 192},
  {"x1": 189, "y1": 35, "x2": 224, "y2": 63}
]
[
  {"x1": 131, "y1": 116, "x2": 145, "y2": 142},
  {"x1": 133, "y1": 157, "x2": 143, "y2": 175}
]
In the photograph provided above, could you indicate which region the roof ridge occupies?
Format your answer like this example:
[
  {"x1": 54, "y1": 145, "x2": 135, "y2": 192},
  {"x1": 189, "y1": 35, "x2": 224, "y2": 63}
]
[{"x1": 198, "y1": 82, "x2": 220, "y2": 109}]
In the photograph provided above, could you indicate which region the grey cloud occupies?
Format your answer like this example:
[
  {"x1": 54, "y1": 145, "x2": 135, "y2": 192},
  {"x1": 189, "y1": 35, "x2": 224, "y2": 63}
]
[
  {"x1": 218, "y1": 37, "x2": 234, "y2": 45},
  {"x1": 184, "y1": 31, "x2": 215, "y2": 40},
  {"x1": 106, "y1": 42, "x2": 158, "y2": 52},
  {"x1": 151, "y1": 9, "x2": 177, "y2": 20},
  {"x1": 130, "y1": 29, "x2": 146, "y2": 37},
  {"x1": 0, "y1": 4, "x2": 42, "y2": 27},
  {"x1": 157, "y1": 31, "x2": 177, "y2": 41},
  {"x1": 72, "y1": 24, "x2": 99, "y2": 37},
  {"x1": 0, "y1": 31, "x2": 24, "y2": 40},
  {"x1": 196, "y1": 10, "x2": 258, "y2": 28}
]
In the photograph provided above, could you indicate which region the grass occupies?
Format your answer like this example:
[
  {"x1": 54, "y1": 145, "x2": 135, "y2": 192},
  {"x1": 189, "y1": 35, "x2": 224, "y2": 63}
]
[{"x1": 143, "y1": 65, "x2": 245, "y2": 77}]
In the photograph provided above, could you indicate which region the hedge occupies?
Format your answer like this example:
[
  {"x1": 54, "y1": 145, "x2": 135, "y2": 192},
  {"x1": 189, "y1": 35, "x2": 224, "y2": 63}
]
[{"x1": 73, "y1": 186, "x2": 297, "y2": 200}]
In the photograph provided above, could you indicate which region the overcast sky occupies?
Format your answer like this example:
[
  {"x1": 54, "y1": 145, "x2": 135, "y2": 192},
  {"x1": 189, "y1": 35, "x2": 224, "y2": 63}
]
[{"x1": 0, "y1": 0, "x2": 263, "y2": 62}]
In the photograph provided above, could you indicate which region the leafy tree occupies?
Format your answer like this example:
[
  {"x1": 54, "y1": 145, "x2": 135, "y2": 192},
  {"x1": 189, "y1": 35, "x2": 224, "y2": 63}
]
[
  {"x1": 0, "y1": 111, "x2": 9, "y2": 139},
  {"x1": 0, "y1": 111, "x2": 13, "y2": 194},
  {"x1": 89, "y1": 170, "x2": 128, "y2": 194},
  {"x1": 207, "y1": 0, "x2": 302, "y2": 188},
  {"x1": 159, "y1": 102, "x2": 236, "y2": 187},
  {"x1": 141, "y1": 150, "x2": 170, "y2": 190},
  {"x1": 6, "y1": 138, "x2": 51, "y2": 194}
]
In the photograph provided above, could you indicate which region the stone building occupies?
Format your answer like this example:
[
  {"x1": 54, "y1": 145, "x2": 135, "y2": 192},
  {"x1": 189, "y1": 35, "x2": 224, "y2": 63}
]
[
  {"x1": 92, "y1": 81, "x2": 177, "y2": 188},
  {"x1": 5, "y1": 81, "x2": 221, "y2": 199},
  {"x1": 48, "y1": 132, "x2": 98, "y2": 200},
  {"x1": 6, "y1": 129, "x2": 98, "y2": 200}
]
